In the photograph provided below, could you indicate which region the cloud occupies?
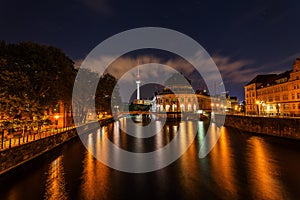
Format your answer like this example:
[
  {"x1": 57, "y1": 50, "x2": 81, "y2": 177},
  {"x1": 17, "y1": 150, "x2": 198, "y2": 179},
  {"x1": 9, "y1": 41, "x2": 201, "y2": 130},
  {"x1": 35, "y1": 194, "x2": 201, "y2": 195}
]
[
  {"x1": 75, "y1": 52, "x2": 260, "y2": 85},
  {"x1": 75, "y1": 53, "x2": 210, "y2": 100},
  {"x1": 257, "y1": 52, "x2": 300, "y2": 74},
  {"x1": 212, "y1": 54, "x2": 255, "y2": 84},
  {"x1": 212, "y1": 52, "x2": 300, "y2": 85},
  {"x1": 75, "y1": 52, "x2": 270, "y2": 99},
  {"x1": 79, "y1": 0, "x2": 113, "y2": 16},
  {"x1": 76, "y1": 54, "x2": 196, "y2": 82}
]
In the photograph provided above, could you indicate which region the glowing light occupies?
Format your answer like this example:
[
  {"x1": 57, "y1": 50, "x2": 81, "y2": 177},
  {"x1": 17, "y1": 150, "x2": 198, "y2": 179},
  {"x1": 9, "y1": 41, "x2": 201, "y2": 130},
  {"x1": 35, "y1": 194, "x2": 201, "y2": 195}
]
[
  {"x1": 197, "y1": 110, "x2": 203, "y2": 114},
  {"x1": 165, "y1": 105, "x2": 170, "y2": 112}
]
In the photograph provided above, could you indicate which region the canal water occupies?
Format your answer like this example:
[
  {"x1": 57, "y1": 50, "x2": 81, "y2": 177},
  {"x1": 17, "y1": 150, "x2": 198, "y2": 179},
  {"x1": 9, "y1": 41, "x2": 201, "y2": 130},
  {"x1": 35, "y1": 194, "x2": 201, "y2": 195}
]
[{"x1": 1, "y1": 118, "x2": 300, "y2": 200}]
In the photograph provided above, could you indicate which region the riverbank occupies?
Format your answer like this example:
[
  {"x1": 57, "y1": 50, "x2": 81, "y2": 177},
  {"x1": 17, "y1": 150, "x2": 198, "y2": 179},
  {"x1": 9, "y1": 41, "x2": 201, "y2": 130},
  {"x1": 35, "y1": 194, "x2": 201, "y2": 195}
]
[
  {"x1": 216, "y1": 114, "x2": 300, "y2": 140},
  {"x1": 0, "y1": 117, "x2": 114, "y2": 176}
]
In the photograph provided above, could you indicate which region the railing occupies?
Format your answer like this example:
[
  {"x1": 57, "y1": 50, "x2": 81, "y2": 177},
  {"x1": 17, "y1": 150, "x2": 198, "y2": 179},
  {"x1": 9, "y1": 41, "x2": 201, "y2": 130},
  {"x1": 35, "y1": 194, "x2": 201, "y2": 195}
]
[
  {"x1": 0, "y1": 126, "x2": 76, "y2": 151},
  {"x1": 230, "y1": 113, "x2": 300, "y2": 119},
  {"x1": 0, "y1": 116, "x2": 115, "y2": 151}
]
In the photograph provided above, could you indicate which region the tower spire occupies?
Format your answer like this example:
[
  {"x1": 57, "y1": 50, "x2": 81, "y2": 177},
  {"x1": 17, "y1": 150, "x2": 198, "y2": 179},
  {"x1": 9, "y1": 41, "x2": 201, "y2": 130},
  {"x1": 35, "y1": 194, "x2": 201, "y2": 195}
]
[{"x1": 136, "y1": 59, "x2": 141, "y2": 100}]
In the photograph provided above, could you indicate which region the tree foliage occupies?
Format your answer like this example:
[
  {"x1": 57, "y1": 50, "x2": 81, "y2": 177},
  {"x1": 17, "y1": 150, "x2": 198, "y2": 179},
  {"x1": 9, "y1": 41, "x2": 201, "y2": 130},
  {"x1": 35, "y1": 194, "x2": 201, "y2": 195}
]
[
  {"x1": 96, "y1": 73, "x2": 122, "y2": 113},
  {"x1": 73, "y1": 68, "x2": 122, "y2": 124},
  {"x1": 0, "y1": 41, "x2": 76, "y2": 121},
  {"x1": 0, "y1": 41, "x2": 121, "y2": 128}
]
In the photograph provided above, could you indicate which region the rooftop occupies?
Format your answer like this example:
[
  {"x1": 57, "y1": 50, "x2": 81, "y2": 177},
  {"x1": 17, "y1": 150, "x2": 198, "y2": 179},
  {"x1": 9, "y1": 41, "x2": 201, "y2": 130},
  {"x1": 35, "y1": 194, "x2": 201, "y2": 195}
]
[{"x1": 245, "y1": 74, "x2": 277, "y2": 86}]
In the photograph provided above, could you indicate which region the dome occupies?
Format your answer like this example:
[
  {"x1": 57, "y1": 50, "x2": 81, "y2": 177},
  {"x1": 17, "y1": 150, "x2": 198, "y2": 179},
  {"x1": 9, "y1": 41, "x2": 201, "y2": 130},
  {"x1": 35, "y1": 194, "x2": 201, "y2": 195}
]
[
  {"x1": 165, "y1": 73, "x2": 191, "y2": 86},
  {"x1": 163, "y1": 73, "x2": 194, "y2": 94}
]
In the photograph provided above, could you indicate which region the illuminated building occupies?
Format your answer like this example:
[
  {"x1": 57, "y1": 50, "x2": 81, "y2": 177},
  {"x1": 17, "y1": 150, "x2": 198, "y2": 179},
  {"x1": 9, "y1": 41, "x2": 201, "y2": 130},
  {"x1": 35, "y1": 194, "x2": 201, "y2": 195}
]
[
  {"x1": 155, "y1": 73, "x2": 213, "y2": 113},
  {"x1": 244, "y1": 58, "x2": 300, "y2": 116}
]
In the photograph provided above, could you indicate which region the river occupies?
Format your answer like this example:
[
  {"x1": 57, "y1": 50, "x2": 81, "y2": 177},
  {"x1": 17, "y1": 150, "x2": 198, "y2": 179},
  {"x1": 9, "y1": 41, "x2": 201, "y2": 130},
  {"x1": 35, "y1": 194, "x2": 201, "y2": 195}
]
[{"x1": 0, "y1": 117, "x2": 300, "y2": 200}]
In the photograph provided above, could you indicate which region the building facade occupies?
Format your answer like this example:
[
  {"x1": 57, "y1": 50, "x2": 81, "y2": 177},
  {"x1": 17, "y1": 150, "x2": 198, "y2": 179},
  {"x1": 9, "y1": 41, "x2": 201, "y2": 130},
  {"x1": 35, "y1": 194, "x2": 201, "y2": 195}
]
[
  {"x1": 155, "y1": 74, "x2": 219, "y2": 114},
  {"x1": 245, "y1": 58, "x2": 300, "y2": 116}
]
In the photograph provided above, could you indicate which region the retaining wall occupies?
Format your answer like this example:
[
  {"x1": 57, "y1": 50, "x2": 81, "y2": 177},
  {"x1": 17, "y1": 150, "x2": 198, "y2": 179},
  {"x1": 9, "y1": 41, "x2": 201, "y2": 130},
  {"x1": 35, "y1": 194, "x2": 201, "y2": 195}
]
[
  {"x1": 0, "y1": 118, "x2": 114, "y2": 175},
  {"x1": 216, "y1": 114, "x2": 300, "y2": 139}
]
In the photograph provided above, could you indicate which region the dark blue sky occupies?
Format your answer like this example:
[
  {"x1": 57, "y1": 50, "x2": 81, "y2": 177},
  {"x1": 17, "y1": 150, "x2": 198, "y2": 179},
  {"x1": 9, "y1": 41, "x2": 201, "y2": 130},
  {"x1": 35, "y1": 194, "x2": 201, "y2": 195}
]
[{"x1": 1, "y1": 0, "x2": 300, "y2": 100}]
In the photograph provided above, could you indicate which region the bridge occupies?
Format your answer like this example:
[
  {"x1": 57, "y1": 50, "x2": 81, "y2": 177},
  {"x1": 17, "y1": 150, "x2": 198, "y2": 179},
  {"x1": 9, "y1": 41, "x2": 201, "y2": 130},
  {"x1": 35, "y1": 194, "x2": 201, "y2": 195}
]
[
  {"x1": 115, "y1": 111, "x2": 161, "y2": 119},
  {"x1": 114, "y1": 111, "x2": 204, "y2": 120}
]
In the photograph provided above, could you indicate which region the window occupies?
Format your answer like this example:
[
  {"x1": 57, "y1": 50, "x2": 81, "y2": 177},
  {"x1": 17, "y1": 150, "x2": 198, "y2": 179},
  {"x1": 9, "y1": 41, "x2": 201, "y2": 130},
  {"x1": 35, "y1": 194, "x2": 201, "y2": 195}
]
[
  {"x1": 268, "y1": 96, "x2": 273, "y2": 102},
  {"x1": 292, "y1": 93, "x2": 295, "y2": 99},
  {"x1": 293, "y1": 104, "x2": 296, "y2": 109},
  {"x1": 53, "y1": 104, "x2": 60, "y2": 112},
  {"x1": 283, "y1": 94, "x2": 288, "y2": 100},
  {"x1": 275, "y1": 96, "x2": 280, "y2": 101},
  {"x1": 297, "y1": 93, "x2": 300, "y2": 99},
  {"x1": 270, "y1": 105, "x2": 273, "y2": 109}
]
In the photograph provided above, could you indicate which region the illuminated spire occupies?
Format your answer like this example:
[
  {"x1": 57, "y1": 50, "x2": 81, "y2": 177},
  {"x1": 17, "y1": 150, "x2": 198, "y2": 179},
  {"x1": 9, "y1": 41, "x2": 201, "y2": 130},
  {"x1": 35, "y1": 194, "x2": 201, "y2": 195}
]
[{"x1": 136, "y1": 59, "x2": 141, "y2": 100}]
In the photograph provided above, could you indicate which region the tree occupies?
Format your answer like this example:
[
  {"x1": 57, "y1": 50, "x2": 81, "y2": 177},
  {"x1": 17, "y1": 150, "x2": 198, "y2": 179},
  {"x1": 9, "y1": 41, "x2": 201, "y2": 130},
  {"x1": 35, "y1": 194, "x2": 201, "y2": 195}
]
[
  {"x1": 72, "y1": 68, "x2": 99, "y2": 124},
  {"x1": 96, "y1": 73, "x2": 122, "y2": 114},
  {"x1": 72, "y1": 68, "x2": 121, "y2": 124},
  {"x1": 0, "y1": 41, "x2": 76, "y2": 131}
]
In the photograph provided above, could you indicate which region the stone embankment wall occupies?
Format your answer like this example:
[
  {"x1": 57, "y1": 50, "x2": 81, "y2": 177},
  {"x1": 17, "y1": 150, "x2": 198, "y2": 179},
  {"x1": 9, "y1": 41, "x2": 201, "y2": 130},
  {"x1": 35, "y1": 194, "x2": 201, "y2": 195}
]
[
  {"x1": 215, "y1": 114, "x2": 300, "y2": 139},
  {"x1": 0, "y1": 118, "x2": 114, "y2": 176}
]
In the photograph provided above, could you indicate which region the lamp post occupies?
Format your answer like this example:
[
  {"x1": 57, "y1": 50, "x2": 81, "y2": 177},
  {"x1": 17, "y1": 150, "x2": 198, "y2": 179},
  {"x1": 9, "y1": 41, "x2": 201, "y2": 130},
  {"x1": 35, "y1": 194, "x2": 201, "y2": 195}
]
[
  {"x1": 256, "y1": 101, "x2": 260, "y2": 116},
  {"x1": 54, "y1": 115, "x2": 59, "y2": 133},
  {"x1": 0, "y1": 127, "x2": 3, "y2": 149},
  {"x1": 261, "y1": 102, "x2": 265, "y2": 116}
]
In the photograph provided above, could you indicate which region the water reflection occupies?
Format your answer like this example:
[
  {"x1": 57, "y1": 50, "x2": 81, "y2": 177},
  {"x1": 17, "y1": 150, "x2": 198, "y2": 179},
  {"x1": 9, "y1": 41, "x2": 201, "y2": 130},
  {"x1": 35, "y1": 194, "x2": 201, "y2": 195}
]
[
  {"x1": 1, "y1": 118, "x2": 300, "y2": 199},
  {"x1": 246, "y1": 137, "x2": 288, "y2": 199},
  {"x1": 81, "y1": 128, "x2": 110, "y2": 200},
  {"x1": 80, "y1": 119, "x2": 300, "y2": 199},
  {"x1": 44, "y1": 156, "x2": 68, "y2": 200},
  {"x1": 209, "y1": 127, "x2": 238, "y2": 199}
]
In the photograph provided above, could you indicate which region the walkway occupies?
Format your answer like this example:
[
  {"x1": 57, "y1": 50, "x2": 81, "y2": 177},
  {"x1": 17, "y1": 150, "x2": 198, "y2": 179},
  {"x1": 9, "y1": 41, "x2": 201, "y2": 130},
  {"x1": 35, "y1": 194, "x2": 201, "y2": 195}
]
[{"x1": 0, "y1": 126, "x2": 75, "y2": 151}]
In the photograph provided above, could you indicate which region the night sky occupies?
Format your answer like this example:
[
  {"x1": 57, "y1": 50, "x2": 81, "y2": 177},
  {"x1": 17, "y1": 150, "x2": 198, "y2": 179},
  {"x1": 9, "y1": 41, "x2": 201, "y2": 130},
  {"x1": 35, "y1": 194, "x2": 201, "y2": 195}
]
[{"x1": 1, "y1": 0, "x2": 300, "y2": 101}]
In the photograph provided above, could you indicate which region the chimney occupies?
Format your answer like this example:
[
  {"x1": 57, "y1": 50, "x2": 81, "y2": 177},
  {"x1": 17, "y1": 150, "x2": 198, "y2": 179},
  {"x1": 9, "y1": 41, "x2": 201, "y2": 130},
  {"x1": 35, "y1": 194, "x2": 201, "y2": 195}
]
[{"x1": 293, "y1": 58, "x2": 300, "y2": 72}]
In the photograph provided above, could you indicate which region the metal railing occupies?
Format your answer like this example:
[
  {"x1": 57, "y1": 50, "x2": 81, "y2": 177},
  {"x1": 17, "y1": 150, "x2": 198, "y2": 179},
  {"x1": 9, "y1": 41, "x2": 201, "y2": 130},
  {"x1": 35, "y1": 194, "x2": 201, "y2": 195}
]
[
  {"x1": 0, "y1": 126, "x2": 76, "y2": 151},
  {"x1": 0, "y1": 116, "x2": 114, "y2": 151}
]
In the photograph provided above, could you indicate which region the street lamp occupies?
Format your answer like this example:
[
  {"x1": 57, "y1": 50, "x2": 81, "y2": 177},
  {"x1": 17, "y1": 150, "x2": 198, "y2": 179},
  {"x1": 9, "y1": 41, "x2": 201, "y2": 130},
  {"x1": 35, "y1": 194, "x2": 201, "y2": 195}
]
[
  {"x1": 54, "y1": 115, "x2": 59, "y2": 133},
  {"x1": 262, "y1": 102, "x2": 265, "y2": 116},
  {"x1": 256, "y1": 100, "x2": 260, "y2": 116},
  {"x1": 277, "y1": 103, "x2": 281, "y2": 116}
]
